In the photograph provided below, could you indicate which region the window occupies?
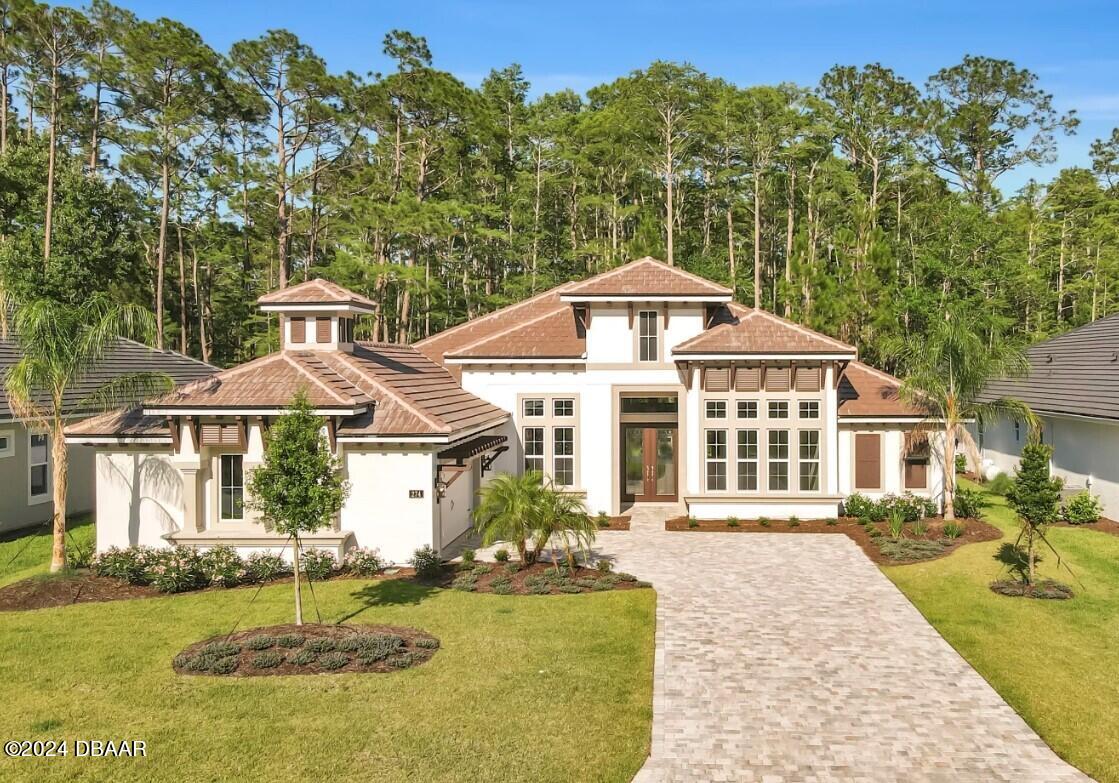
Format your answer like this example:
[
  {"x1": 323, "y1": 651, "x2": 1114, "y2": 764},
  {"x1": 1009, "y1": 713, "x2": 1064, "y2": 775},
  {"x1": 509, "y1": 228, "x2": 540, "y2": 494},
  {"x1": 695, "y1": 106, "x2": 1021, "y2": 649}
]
[
  {"x1": 0, "y1": 429, "x2": 12, "y2": 458},
  {"x1": 339, "y1": 318, "x2": 354, "y2": 343},
  {"x1": 768, "y1": 430, "x2": 789, "y2": 491},
  {"x1": 1014, "y1": 421, "x2": 1020, "y2": 442},
  {"x1": 29, "y1": 433, "x2": 48, "y2": 500},
  {"x1": 705, "y1": 400, "x2": 727, "y2": 419},
  {"x1": 638, "y1": 310, "x2": 658, "y2": 362},
  {"x1": 799, "y1": 430, "x2": 820, "y2": 491},
  {"x1": 553, "y1": 427, "x2": 574, "y2": 486},
  {"x1": 737, "y1": 430, "x2": 759, "y2": 491},
  {"x1": 220, "y1": 454, "x2": 244, "y2": 520},
  {"x1": 523, "y1": 399, "x2": 544, "y2": 417},
  {"x1": 621, "y1": 396, "x2": 676, "y2": 414},
  {"x1": 705, "y1": 430, "x2": 727, "y2": 491},
  {"x1": 799, "y1": 401, "x2": 819, "y2": 419},
  {"x1": 737, "y1": 401, "x2": 758, "y2": 419},
  {"x1": 768, "y1": 401, "x2": 789, "y2": 419},
  {"x1": 553, "y1": 398, "x2": 574, "y2": 417},
  {"x1": 524, "y1": 427, "x2": 545, "y2": 473}
]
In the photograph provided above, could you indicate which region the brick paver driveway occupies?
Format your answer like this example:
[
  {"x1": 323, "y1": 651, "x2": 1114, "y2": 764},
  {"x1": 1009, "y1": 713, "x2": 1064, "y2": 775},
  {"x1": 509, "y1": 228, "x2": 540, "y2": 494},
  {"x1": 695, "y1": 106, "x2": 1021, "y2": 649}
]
[{"x1": 595, "y1": 507, "x2": 1091, "y2": 783}]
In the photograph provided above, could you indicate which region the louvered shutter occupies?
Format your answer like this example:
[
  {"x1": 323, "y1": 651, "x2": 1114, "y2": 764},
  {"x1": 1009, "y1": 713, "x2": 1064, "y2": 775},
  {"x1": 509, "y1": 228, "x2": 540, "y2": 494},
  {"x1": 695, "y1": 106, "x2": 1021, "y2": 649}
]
[
  {"x1": 795, "y1": 366, "x2": 821, "y2": 392},
  {"x1": 854, "y1": 433, "x2": 881, "y2": 489},
  {"x1": 765, "y1": 367, "x2": 791, "y2": 392},
  {"x1": 703, "y1": 367, "x2": 730, "y2": 392},
  {"x1": 200, "y1": 423, "x2": 243, "y2": 446},
  {"x1": 315, "y1": 317, "x2": 331, "y2": 343},
  {"x1": 291, "y1": 317, "x2": 306, "y2": 343},
  {"x1": 735, "y1": 366, "x2": 761, "y2": 392}
]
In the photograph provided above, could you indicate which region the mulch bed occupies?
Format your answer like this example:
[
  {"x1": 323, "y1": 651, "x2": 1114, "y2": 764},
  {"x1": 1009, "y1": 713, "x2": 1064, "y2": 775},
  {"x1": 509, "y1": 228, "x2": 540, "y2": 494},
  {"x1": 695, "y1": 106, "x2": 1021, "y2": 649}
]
[
  {"x1": 989, "y1": 579, "x2": 1074, "y2": 600},
  {"x1": 173, "y1": 623, "x2": 438, "y2": 677},
  {"x1": 0, "y1": 573, "x2": 159, "y2": 611},
  {"x1": 595, "y1": 515, "x2": 631, "y2": 531},
  {"x1": 1052, "y1": 517, "x2": 1119, "y2": 538},
  {"x1": 431, "y1": 560, "x2": 650, "y2": 594},
  {"x1": 665, "y1": 516, "x2": 1002, "y2": 566}
]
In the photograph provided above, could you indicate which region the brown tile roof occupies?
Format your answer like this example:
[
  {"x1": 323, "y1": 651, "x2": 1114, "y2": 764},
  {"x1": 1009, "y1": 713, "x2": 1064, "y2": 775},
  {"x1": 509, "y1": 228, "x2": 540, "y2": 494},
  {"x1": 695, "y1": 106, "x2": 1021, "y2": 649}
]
[
  {"x1": 69, "y1": 344, "x2": 509, "y2": 440},
  {"x1": 257, "y1": 278, "x2": 375, "y2": 309},
  {"x1": 674, "y1": 304, "x2": 856, "y2": 356},
  {"x1": 563, "y1": 257, "x2": 731, "y2": 298},
  {"x1": 838, "y1": 361, "x2": 925, "y2": 418},
  {"x1": 65, "y1": 407, "x2": 175, "y2": 439},
  {"x1": 445, "y1": 307, "x2": 586, "y2": 360}
]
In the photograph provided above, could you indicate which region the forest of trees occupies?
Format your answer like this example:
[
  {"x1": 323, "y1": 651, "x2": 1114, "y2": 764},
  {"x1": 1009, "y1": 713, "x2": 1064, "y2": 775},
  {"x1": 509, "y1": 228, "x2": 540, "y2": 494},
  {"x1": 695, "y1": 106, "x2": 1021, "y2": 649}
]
[{"x1": 2, "y1": 0, "x2": 1118, "y2": 371}]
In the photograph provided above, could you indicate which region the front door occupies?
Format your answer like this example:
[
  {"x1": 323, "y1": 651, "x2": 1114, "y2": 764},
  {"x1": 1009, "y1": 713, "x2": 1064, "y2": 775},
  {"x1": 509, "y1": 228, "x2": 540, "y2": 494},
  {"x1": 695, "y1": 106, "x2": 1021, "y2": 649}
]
[{"x1": 623, "y1": 425, "x2": 678, "y2": 502}]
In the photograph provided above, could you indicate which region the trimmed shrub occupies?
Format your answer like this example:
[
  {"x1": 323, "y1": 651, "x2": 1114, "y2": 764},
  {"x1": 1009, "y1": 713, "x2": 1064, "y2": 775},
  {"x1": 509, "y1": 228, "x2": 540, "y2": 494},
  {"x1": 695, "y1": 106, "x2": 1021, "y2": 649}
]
[
  {"x1": 687, "y1": 516, "x2": 699, "y2": 528},
  {"x1": 726, "y1": 516, "x2": 740, "y2": 527},
  {"x1": 299, "y1": 549, "x2": 337, "y2": 581},
  {"x1": 844, "y1": 493, "x2": 885, "y2": 522},
  {"x1": 471, "y1": 564, "x2": 491, "y2": 577},
  {"x1": 758, "y1": 517, "x2": 771, "y2": 527},
  {"x1": 289, "y1": 649, "x2": 318, "y2": 666},
  {"x1": 955, "y1": 454, "x2": 967, "y2": 474},
  {"x1": 491, "y1": 579, "x2": 514, "y2": 595},
  {"x1": 358, "y1": 635, "x2": 404, "y2": 663},
  {"x1": 199, "y1": 546, "x2": 247, "y2": 588},
  {"x1": 210, "y1": 657, "x2": 239, "y2": 675},
  {"x1": 527, "y1": 580, "x2": 551, "y2": 595},
  {"x1": 276, "y1": 634, "x2": 305, "y2": 648},
  {"x1": 952, "y1": 487, "x2": 985, "y2": 519},
  {"x1": 93, "y1": 546, "x2": 156, "y2": 585},
  {"x1": 596, "y1": 511, "x2": 611, "y2": 529},
  {"x1": 389, "y1": 653, "x2": 414, "y2": 668},
  {"x1": 305, "y1": 637, "x2": 337, "y2": 654},
  {"x1": 575, "y1": 577, "x2": 597, "y2": 588},
  {"x1": 460, "y1": 548, "x2": 476, "y2": 564},
  {"x1": 596, "y1": 558, "x2": 612, "y2": 574},
  {"x1": 825, "y1": 517, "x2": 838, "y2": 526},
  {"x1": 592, "y1": 579, "x2": 615, "y2": 591},
  {"x1": 318, "y1": 652, "x2": 349, "y2": 670},
  {"x1": 878, "y1": 539, "x2": 945, "y2": 561},
  {"x1": 559, "y1": 584, "x2": 583, "y2": 593},
  {"x1": 1063, "y1": 492, "x2": 1102, "y2": 525},
  {"x1": 336, "y1": 636, "x2": 367, "y2": 653},
  {"x1": 787, "y1": 516, "x2": 800, "y2": 528},
  {"x1": 251, "y1": 651, "x2": 285, "y2": 669},
  {"x1": 410, "y1": 545, "x2": 443, "y2": 579},
  {"x1": 451, "y1": 574, "x2": 477, "y2": 591},
  {"x1": 986, "y1": 472, "x2": 1014, "y2": 496},
  {"x1": 881, "y1": 492, "x2": 937, "y2": 522},
  {"x1": 148, "y1": 546, "x2": 206, "y2": 593},
  {"x1": 245, "y1": 635, "x2": 276, "y2": 651},
  {"x1": 343, "y1": 547, "x2": 385, "y2": 576},
  {"x1": 245, "y1": 552, "x2": 288, "y2": 582},
  {"x1": 201, "y1": 641, "x2": 241, "y2": 658},
  {"x1": 493, "y1": 548, "x2": 510, "y2": 563},
  {"x1": 415, "y1": 638, "x2": 440, "y2": 650},
  {"x1": 614, "y1": 572, "x2": 637, "y2": 582}
]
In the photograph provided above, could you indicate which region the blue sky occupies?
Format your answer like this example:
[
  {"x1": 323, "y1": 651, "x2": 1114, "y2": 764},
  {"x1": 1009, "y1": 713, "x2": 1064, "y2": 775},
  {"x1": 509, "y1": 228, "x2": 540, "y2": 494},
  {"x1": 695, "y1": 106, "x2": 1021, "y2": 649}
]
[{"x1": 111, "y1": 0, "x2": 1119, "y2": 192}]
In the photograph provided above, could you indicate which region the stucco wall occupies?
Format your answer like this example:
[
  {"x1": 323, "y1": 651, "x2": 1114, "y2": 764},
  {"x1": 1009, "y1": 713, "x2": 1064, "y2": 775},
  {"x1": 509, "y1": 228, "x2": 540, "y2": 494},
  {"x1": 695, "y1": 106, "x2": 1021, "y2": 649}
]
[
  {"x1": 837, "y1": 425, "x2": 945, "y2": 506},
  {"x1": 437, "y1": 459, "x2": 476, "y2": 549},
  {"x1": 341, "y1": 447, "x2": 437, "y2": 563},
  {"x1": 94, "y1": 449, "x2": 184, "y2": 550},
  {"x1": 0, "y1": 423, "x2": 96, "y2": 533}
]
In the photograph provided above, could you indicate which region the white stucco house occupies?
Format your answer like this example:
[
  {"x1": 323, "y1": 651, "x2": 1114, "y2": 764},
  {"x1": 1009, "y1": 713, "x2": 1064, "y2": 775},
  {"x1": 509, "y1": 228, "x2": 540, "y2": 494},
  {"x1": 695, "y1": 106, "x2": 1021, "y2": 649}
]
[
  {"x1": 976, "y1": 313, "x2": 1119, "y2": 519},
  {"x1": 68, "y1": 258, "x2": 945, "y2": 563}
]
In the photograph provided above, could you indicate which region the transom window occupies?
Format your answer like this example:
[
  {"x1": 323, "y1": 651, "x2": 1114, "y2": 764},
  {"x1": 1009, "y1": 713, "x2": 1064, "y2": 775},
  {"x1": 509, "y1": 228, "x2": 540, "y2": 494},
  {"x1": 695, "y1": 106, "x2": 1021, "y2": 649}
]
[
  {"x1": 523, "y1": 399, "x2": 545, "y2": 417},
  {"x1": 705, "y1": 400, "x2": 727, "y2": 419},
  {"x1": 705, "y1": 430, "x2": 728, "y2": 491},
  {"x1": 638, "y1": 310, "x2": 659, "y2": 362},
  {"x1": 553, "y1": 399, "x2": 574, "y2": 417},
  {"x1": 523, "y1": 427, "x2": 545, "y2": 474},
  {"x1": 799, "y1": 401, "x2": 819, "y2": 419},
  {"x1": 737, "y1": 401, "x2": 758, "y2": 419},
  {"x1": 220, "y1": 454, "x2": 244, "y2": 520},
  {"x1": 768, "y1": 430, "x2": 789, "y2": 491},
  {"x1": 799, "y1": 430, "x2": 820, "y2": 491},
  {"x1": 0, "y1": 429, "x2": 13, "y2": 459},
  {"x1": 768, "y1": 401, "x2": 789, "y2": 419},
  {"x1": 553, "y1": 427, "x2": 574, "y2": 486},
  {"x1": 737, "y1": 430, "x2": 759, "y2": 491},
  {"x1": 29, "y1": 433, "x2": 48, "y2": 499}
]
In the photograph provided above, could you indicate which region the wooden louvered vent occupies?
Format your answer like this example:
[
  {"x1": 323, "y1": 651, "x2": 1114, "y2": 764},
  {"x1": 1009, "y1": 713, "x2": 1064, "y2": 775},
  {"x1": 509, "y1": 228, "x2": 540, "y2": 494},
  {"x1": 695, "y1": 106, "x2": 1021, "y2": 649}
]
[
  {"x1": 734, "y1": 366, "x2": 761, "y2": 392},
  {"x1": 290, "y1": 317, "x2": 306, "y2": 343},
  {"x1": 200, "y1": 422, "x2": 243, "y2": 447},
  {"x1": 703, "y1": 367, "x2": 730, "y2": 392},
  {"x1": 765, "y1": 366, "x2": 791, "y2": 392},
  {"x1": 795, "y1": 366, "x2": 821, "y2": 392},
  {"x1": 316, "y1": 317, "x2": 331, "y2": 343}
]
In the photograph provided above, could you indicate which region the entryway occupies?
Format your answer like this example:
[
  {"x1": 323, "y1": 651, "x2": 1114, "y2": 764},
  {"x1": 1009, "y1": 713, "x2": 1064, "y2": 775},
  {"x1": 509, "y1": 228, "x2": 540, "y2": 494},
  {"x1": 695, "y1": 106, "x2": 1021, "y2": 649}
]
[{"x1": 622, "y1": 426, "x2": 678, "y2": 502}]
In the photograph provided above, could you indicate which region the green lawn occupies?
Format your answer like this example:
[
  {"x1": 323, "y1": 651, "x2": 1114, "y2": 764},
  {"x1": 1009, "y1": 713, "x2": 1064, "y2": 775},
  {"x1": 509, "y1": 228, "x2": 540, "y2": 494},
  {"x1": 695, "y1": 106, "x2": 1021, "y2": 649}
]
[
  {"x1": 0, "y1": 575, "x2": 654, "y2": 782},
  {"x1": 0, "y1": 515, "x2": 95, "y2": 587},
  {"x1": 886, "y1": 481, "x2": 1119, "y2": 783}
]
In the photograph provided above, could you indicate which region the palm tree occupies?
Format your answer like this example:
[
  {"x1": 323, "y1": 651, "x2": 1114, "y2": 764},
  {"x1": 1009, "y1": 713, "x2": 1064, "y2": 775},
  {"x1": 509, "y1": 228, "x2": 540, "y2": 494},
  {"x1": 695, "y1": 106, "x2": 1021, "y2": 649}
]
[
  {"x1": 532, "y1": 481, "x2": 596, "y2": 570},
  {"x1": 5, "y1": 296, "x2": 174, "y2": 572},
  {"x1": 473, "y1": 471, "x2": 546, "y2": 563},
  {"x1": 891, "y1": 308, "x2": 1036, "y2": 520}
]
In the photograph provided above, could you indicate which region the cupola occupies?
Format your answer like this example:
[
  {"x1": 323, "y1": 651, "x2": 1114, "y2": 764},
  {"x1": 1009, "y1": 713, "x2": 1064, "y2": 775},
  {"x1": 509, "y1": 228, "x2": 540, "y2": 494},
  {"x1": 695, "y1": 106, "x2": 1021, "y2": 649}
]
[{"x1": 257, "y1": 278, "x2": 376, "y2": 353}]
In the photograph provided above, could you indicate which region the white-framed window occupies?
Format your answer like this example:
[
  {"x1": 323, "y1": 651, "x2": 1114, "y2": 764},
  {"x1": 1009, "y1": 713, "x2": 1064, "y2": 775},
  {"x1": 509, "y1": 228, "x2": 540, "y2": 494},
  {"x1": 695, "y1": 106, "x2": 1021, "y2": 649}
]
[
  {"x1": 736, "y1": 429, "x2": 759, "y2": 491},
  {"x1": 219, "y1": 454, "x2": 244, "y2": 520},
  {"x1": 799, "y1": 400, "x2": 819, "y2": 419},
  {"x1": 524, "y1": 427, "x2": 545, "y2": 474},
  {"x1": 638, "y1": 310, "x2": 659, "y2": 362},
  {"x1": 523, "y1": 398, "x2": 545, "y2": 417},
  {"x1": 1014, "y1": 420, "x2": 1020, "y2": 442},
  {"x1": 737, "y1": 401, "x2": 758, "y2": 419},
  {"x1": 553, "y1": 427, "x2": 574, "y2": 486},
  {"x1": 28, "y1": 432, "x2": 49, "y2": 501},
  {"x1": 0, "y1": 429, "x2": 13, "y2": 458},
  {"x1": 768, "y1": 400, "x2": 789, "y2": 419},
  {"x1": 799, "y1": 430, "x2": 820, "y2": 491},
  {"x1": 705, "y1": 429, "x2": 727, "y2": 491},
  {"x1": 768, "y1": 430, "x2": 789, "y2": 491},
  {"x1": 705, "y1": 400, "x2": 727, "y2": 419},
  {"x1": 553, "y1": 398, "x2": 574, "y2": 418}
]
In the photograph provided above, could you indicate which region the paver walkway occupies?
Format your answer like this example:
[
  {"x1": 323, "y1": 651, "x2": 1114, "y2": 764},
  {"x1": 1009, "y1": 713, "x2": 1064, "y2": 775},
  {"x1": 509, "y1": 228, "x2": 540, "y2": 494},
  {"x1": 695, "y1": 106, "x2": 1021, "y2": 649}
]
[{"x1": 593, "y1": 506, "x2": 1092, "y2": 783}]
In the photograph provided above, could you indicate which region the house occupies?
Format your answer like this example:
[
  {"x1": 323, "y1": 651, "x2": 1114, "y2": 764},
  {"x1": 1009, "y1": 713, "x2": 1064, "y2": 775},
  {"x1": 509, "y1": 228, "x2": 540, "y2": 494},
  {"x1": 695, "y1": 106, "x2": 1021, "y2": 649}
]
[
  {"x1": 0, "y1": 331, "x2": 215, "y2": 534},
  {"x1": 67, "y1": 259, "x2": 944, "y2": 563},
  {"x1": 976, "y1": 313, "x2": 1119, "y2": 518}
]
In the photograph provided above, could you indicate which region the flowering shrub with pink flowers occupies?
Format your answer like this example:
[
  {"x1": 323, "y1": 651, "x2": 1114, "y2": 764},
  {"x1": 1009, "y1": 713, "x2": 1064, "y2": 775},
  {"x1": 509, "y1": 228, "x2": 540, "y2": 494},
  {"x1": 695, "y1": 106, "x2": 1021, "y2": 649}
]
[
  {"x1": 199, "y1": 546, "x2": 249, "y2": 588},
  {"x1": 146, "y1": 546, "x2": 207, "y2": 593},
  {"x1": 92, "y1": 546, "x2": 160, "y2": 585},
  {"x1": 245, "y1": 552, "x2": 289, "y2": 582},
  {"x1": 299, "y1": 549, "x2": 338, "y2": 581},
  {"x1": 342, "y1": 547, "x2": 385, "y2": 577}
]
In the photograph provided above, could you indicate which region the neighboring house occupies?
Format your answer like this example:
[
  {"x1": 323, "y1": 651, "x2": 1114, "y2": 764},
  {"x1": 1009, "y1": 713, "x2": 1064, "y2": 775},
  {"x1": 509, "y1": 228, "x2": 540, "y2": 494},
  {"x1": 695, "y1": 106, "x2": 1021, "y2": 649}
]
[
  {"x1": 0, "y1": 331, "x2": 215, "y2": 534},
  {"x1": 976, "y1": 314, "x2": 1119, "y2": 518},
  {"x1": 68, "y1": 259, "x2": 944, "y2": 563}
]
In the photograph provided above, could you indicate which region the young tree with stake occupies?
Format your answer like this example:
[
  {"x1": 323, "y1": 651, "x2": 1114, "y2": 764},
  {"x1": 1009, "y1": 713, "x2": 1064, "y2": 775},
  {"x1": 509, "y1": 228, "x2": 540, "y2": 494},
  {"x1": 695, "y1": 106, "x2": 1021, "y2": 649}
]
[{"x1": 247, "y1": 391, "x2": 348, "y2": 625}]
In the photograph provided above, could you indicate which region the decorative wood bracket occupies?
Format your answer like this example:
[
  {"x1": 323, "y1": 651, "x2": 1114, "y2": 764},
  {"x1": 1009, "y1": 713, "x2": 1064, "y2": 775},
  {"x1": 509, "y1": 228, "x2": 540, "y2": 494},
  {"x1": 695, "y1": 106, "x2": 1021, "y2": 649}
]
[{"x1": 481, "y1": 446, "x2": 508, "y2": 474}]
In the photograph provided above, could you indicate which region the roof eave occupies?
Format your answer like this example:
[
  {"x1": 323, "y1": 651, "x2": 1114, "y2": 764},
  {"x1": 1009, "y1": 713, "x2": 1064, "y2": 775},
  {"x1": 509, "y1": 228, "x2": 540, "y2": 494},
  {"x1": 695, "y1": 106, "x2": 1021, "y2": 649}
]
[
  {"x1": 258, "y1": 302, "x2": 375, "y2": 314},
  {"x1": 143, "y1": 404, "x2": 369, "y2": 416},
  {"x1": 559, "y1": 293, "x2": 731, "y2": 303},
  {"x1": 672, "y1": 351, "x2": 857, "y2": 361}
]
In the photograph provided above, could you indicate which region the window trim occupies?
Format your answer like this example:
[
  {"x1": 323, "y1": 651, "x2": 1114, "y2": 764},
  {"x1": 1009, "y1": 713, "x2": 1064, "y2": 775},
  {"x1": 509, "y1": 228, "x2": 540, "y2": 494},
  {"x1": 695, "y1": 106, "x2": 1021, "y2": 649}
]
[
  {"x1": 27, "y1": 430, "x2": 50, "y2": 505},
  {"x1": 219, "y1": 453, "x2": 245, "y2": 521},
  {"x1": 523, "y1": 426, "x2": 545, "y2": 475},
  {"x1": 553, "y1": 398, "x2": 575, "y2": 418},
  {"x1": 522, "y1": 398, "x2": 545, "y2": 418},
  {"x1": 798, "y1": 429, "x2": 821, "y2": 492},
  {"x1": 736, "y1": 429, "x2": 759, "y2": 492},
  {"x1": 552, "y1": 426, "x2": 575, "y2": 486},
  {"x1": 0, "y1": 428, "x2": 13, "y2": 459},
  {"x1": 637, "y1": 309, "x2": 660, "y2": 363},
  {"x1": 767, "y1": 429, "x2": 790, "y2": 492},
  {"x1": 798, "y1": 400, "x2": 820, "y2": 420},
  {"x1": 516, "y1": 394, "x2": 580, "y2": 488},
  {"x1": 736, "y1": 400, "x2": 758, "y2": 419},
  {"x1": 767, "y1": 400, "x2": 790, "y2": 419},
  {"x1": 704, "y1": 400, "x2": 728, "y2": 420},
  {"x1": 705, "y1": 428, "x2": 728, "y2": 492}
]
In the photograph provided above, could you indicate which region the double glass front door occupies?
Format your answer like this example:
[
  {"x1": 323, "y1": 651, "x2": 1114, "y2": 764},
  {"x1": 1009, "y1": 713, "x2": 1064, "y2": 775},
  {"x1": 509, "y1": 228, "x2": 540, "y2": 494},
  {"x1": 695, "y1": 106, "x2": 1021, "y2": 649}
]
[{"x1": 623, "y1": 425, "x2": 677, "y2": 502}]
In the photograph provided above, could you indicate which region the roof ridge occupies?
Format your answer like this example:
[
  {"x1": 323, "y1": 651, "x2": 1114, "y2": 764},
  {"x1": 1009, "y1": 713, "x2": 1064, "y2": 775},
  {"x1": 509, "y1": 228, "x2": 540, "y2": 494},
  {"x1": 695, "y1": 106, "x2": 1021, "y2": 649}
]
[
  {"x1": 328, "y1": 350, "x2": 449, "y2": 432},
  {"x1": 565, "y1": 256, "x2": 732, "y2": 295},
  {"x1": 114, "y1": 336, "x2": 218, "y2": 370},
  {"x1": 414, "y1": 282, "x2": 575, "y2": 351},
  {"x1": 445, "y1": 303, "x2": 575, "y2": 357},
  {"x1": 281, "y1": 353, "x2": 358, "y2": 405}
]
